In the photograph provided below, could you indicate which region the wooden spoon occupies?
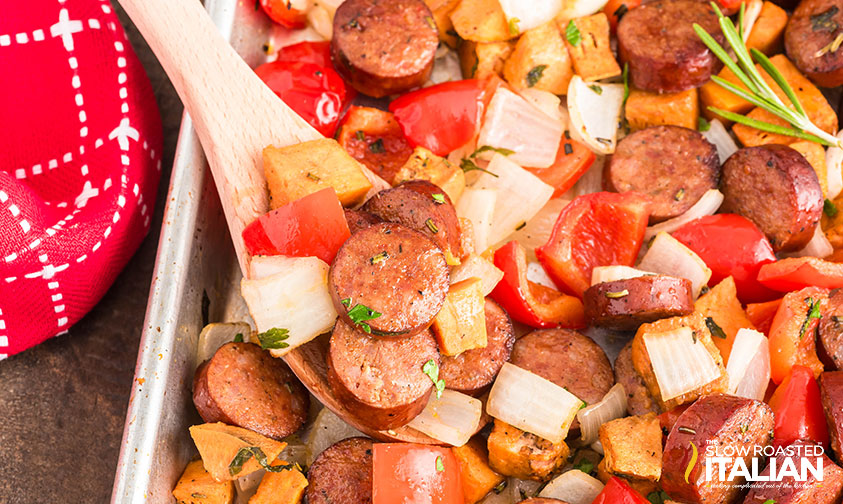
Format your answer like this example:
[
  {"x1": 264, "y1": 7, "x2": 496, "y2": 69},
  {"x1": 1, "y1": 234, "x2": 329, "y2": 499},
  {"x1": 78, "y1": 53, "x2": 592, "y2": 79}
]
[{"x1": 118, "y1": 0, "x2": 439, "y2": 443}]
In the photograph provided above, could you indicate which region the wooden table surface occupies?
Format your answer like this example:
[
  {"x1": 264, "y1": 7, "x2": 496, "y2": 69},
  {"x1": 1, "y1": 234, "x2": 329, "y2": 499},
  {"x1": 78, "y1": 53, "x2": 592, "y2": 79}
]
[{"x1": 0, "y1": 4, "x2": 182, "y2": 502}]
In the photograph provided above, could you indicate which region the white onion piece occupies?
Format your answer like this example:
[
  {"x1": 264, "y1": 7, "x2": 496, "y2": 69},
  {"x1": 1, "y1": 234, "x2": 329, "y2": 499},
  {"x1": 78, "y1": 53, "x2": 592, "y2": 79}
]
[
  {"x1": 473, "y1": 154, "x2": 555, "y2": 246},
  {"x1": 638, "y1": 232, "x2": 712, "y2": 297},
  {"x1": 726, "y1": 328, "x2": 771, "y2": 401},
  {"x1": 234, "y1": 469, "x2": 265, "y2": 504},
  {"x1": 701, "y1": 119, "x2": 739, "y2": 164},
  {"x1": 305, "y1": 407, "x2": 365, "y2": 466},
  {"x1": 250, "y1": 254, "x2": 296, "y2": 279},
  {"x1": 241, "y1": 256, "x2": 337, "y2": 357},
  {"x1": 741, "y1": 0, "x2": 764, "y2": 42},
  {"x1": 457, "y1": 188, "x2": 498, "y2": 253},
  {"x1": 478, "y1": 488, "x2": 510, "y2": 504},
  {"x1": 196, "y1": 322, "x2": 252, "y2": 366},
  {"x1": 576, "y1": 383, "x2": 628, "y2": 444},
  {"x1": 644, "y1": 189, "x2": 724, "y2": 240},
  {"x1": 307, "y1": 3, "x2": 333, "y2": 40},
  {"x1": 518, "y1": 88, "x2": 566, "y2": 126},
  {"x1": 488, "y1": 363, "x2": 584, "y2": 443},
  {"x1": 508, "y1": 479, "x2": 544, "y2": 502},
  {"x1": 591, "y1": 440, "x2": 604, "y2": 455},
  {"x1": 428, "y1": 45, "x2": 463, "y2": 86},
  {"x1": 643, "y1": 327, "x2": 722, "y2": 402},
  {"x1": 567, "y1": 76, "x2": 624, "y2": 155},
  {"x1": 509, "y1": 198, "x2": 569, "y2": 256},
  {"x1": 499, "y1": 0, "x2": 564, "y2": 33},
  {"x1": 572, "y1": 156, "x2": 606, "y2": 197},
  {"x1": 477, "y1": 88, "x2": 564, "y2": 168},
  {"x1": 590, "y1": 265, "x2": 652, "y2": 285},
  {"x1": 450, "y1": 255, "x2": 504, "y2": 296},
  {"x1": 556, "y1": 0, "x2": 611, "y2": 20},
  {"x1": 786, "y1": 225, "x2": 834, "y2": 259},
  {"x1": 826, "y1": 131, "x2": 843, "y2": 199},
  {"x1": 527, "y1": 261, "x2": 557, "y2": 289},
  {"x1": 407, "y1": 389, "x2": 483, "y2": 446},
  {"x1": 539, "y1": 470, "x2": 605, "y2": 504}
]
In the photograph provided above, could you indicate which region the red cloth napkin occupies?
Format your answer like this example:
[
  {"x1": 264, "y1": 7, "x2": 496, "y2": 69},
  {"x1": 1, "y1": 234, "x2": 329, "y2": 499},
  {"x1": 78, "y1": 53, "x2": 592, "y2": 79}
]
[{"x1": 0, "y1": 0, "x2": 163, "y2": 359}]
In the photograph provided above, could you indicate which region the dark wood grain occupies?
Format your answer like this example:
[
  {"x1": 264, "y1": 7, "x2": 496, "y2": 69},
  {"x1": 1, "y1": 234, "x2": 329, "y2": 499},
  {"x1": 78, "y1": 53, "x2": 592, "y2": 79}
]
[{"x1": 0, "y1": 3, "x2": 182, "y2": 502}]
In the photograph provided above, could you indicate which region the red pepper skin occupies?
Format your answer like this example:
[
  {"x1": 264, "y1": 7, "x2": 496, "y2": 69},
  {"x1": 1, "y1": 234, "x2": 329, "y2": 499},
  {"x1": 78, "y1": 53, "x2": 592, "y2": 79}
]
[
  {"x1": 592, "y1": 477, "x2": 651, "y2": 504},
  {"x1": 242, "y1": 187, "x2": 351, "y2": 264},
  {"x1": 758, "y1": 257, "x2": 843, "y2": 292},
  {"x1": 373, "y1": 444, "x2": 463, "y2": 504},
  {"x1": 491, "y1": 241, "x2": 556, "y2": 328},
  {"x1": 259, "y1": 0, "x2": 307, "y2": 28},
  {"x1": 768, "y1": 365, "x2": 830, "y2": 449}
]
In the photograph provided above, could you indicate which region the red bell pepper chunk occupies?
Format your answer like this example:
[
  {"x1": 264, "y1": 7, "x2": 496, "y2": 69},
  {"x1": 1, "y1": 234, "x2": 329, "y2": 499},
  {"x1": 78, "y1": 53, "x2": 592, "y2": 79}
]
[
  {"x1": 490, "y1": 241, "x2": 586, "y2": 329},
  {"x1": 389, "y1": 79, "x2": 489, "y2": 156},
  {"x1": 658, "y1": 404, "x2": 691, "y2": 435},
  {"x1": 525, "y1": 135, "x2": 595, "y2": 198},
  {"x1": 336, "y1": 106, "x2": 414, "y2": 184},
  {"x1": 758, "y1": 257, "x2": 843, "y2": 292},
  {"x1": 768, "y1": 287, "x2": 828, "y2": 384},
  {"x1": 672, "y1": 214, "x2": 779, "y2": 304},
  {"x1": 745, "y1": 298, "x2": 783, "y2": 336},
  {"x1": 535, "y1": 192, "x2": 650, "y2": 297},
  {"x1": 259, "y1": 0, "x2": 307, "y2": 28},
  {"x1": 602, "y1": 0, "x2": 643, "y2": 32},
  {"x1": 275, "y1": 40, "x2": 332, "y2": 68},
  {"x1": 242, "y1": 187, "x2": 350, "y2": 264},
  {"x1": 373, "y1": 444, "x2": 463, "y2": 504},
  {"x1": 592, "y1": 477, "x2": 650, "y2": 504},
  {"x1": 768, "y1": 365, "x2": 830, "y2": 449}
]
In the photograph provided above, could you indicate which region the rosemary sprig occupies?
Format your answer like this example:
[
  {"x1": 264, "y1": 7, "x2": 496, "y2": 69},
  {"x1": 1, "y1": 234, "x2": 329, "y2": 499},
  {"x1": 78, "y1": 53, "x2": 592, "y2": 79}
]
[{"x1": 693, "y1": 2, "x2": 842, "y2": 148}]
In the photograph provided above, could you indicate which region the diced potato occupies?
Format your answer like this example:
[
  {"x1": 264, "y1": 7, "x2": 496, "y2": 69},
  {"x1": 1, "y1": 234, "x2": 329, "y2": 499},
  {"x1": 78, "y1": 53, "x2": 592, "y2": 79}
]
[
  {"x1": 631, "y1": 313, "x2": 729, "y2": 411},
  {"x1": 248, "y1": 464, "x2": 308, "y2": 504},
  {"x1": 450, "y1": 0, "x2": 514, "y2": 42},
  {"x1": 458, "y1": 40, "x2": 514, "y2": 80},
  {"x1": 790, "y1": 140, "x2": 828, "y2": 198},
  {"x1": 173, "y1": 460, "x2": 235, "y2": 504},
  {"x1": 433, "y1": 277, "x2": 488, "y2": 356},
  {"x1": 452, "y1": 436, "x2": 506, "y2": 504},
  {"x1": 699, "y1": 66, "x2": 753, "y2": 125},
  {"x1": 625, "y1": 88, "x2": 698, "y2": 131},
  {"x1": 503, "y1": 21, "x2": 574, "y2": 94},
  {"x1": 596, "y1": 459, "x2": 660, "y2": 497},
  {"x1": 393, "y1": 146, "x2": 466, "y2": 202},
  {"x1": 487, "y1": 419, "x2": 570, "y2": 481},
  {"x1": 425, "y1": 0, "x2": 462, "y2": 48},
  {"x1": 189, "y1": 423, "x2": 286, "y2": 482},
  {"x1": 562, "y1": 13, "x2": 622, "y2": 82},
  {"x1": 746, "y1": 1, "x2": 788, "y2": 55},
  {"x1": 733, "y1": 55, "x2": 838, "y2": 147},
  {"x1": 599, "y1": 413, "x2": 663, "y2": 482},
  {"x1": 694, "y1": 277, "x2": 756, "y2": 365},
  {"x1": 263, "y1": 139, "x2": 373, "y2": 209}
]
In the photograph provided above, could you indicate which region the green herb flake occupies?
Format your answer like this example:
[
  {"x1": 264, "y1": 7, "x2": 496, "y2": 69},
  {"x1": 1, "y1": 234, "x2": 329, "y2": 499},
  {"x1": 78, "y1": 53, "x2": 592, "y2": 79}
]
[
  {"x1": 811, "y1": 6, "x2": 839, "y2": 32},
  {"x1": 346, "y1": 304, "x2": 383, "y2": 334},
  {"x1": 573, "y1": 459, "x2": 594, "y2": 474},
  {"x1": 678, "y1": 426, "x2": 697, "y2": 435},
  {"x1": 355, "y1": 130, "x2": 365, "y2": 141},
  {"x1": 741, "y1": 424, "x2": 749, "y2": 433},
  {"x1": 614, "y1": 3, "x2": 629, "y2": 21},
  {"x1": 698, "y1": 116, "x2": 711, "y2": 132},
  {"x1": 425, "y1": 218, "x2": 439, "y2": 234},
  {"x1": 228, "y1": 446, "x2": 294, "y2": 477},
  {"x1": 369, "y1": 138, "x2": 385, "y2": 154},
  {"x1": 306, "y1": 172, "x2": 321, "y2": 182},
  {"x1": 460, "y1": 157, "x2": 499, "y2": 177},
  {"x1": 191, "y1": 493, "x2": 208, "y2": 499},
  {"x1": 705, "y1": 317, "x2": 727, "y2": 339},
  {"x1": 471, "y1": 145, "x2": 515, "y2": 158},
  {"x1": 799, "y1": 297, "x2": 822, "y2": 339},
  {"x1": 422, "y1": 359, "x2": 446, "y2": 399},
  {"x1": 817, "y1": 32, "x2": 843, "y2": 57},
  {"x1": 431, "y1": 193, "x2": 446, "y2": 205},
  {"x1": 370, "y1": 251, "x2": 389, "y2": 264},
  {"x1": 622, "y1": 63, "x2": 630, "y2": 106},
  {"x1": 493, "y1": 480, "x2": 508, "y2": 494},
  {"x1": 435, "y1": 455, "x2": 445, "y2": 472},
  {"x1": 762, "y1": 500, "x2": 776, "y2": 504},
  {"x1": 526, "y1": 65, "x2": 547, "y2": 88},
  {"x1": 674, "y1": 188, "x2": 686, "y2": 201},
  {"x1": 605, "y1": 289, "x2": 629, "y2": 299},
  {"x1": 588, "y1": 84, "x2": 603, "y2": 95},
  {"x1": 425, "y1": 16, "x2": 437, "y2": 31},
  {"x1": 256, "y1": 327, "x2": 290, "y2": 350},
  {"x1": 508, "y1": 17, "x2": 520, "y2": 35},
  {"x1": 565, "y1": 20, "x2": 581, "y2": 47},
  {"x1": 515, "y1": 221, "x2": 527, "y2": 231},
  {"x1": 233, "y1": 333, "x2": 244, "y2": 343},
  {"x1": 826, "y1": 198, "x2": 839, "y2": 218},
  {"x1": 647, "y1": 491, "x2": 671, "y2": 504},
  {"x1": 340, "y1": 297, "x2": 352, "y2": 307}
]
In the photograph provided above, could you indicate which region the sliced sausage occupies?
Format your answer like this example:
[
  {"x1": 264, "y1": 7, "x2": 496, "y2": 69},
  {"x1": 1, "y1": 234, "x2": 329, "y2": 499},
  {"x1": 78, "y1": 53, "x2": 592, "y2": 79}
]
[
  {"x1": 743, "y1": 439, "x2": 843, "y2": 504},
  {"x1": 362, "y1": 180, "x2": 463, "y2": 263},
  {"x1": 721, "y1": 144, "x2": 823, "y2": 252},
  {"x1": 821, "y1": 371, "x2": 843, "y2": 462},
  {"x1": 617, "y1": 0, "x2": 724, "y2": 92},
  {"x1": 584, "y1": 275, "x2": 694, "y2": 331},
  {"x1": 344, "y1": 209, "x2": 381, "y2": 235},
  {"x1": 331, "y1": 0, "x2": 438, "y2": 98},
  {"x1": 330, "y1": 222, "x2": 449, "y2": 337},
  {"x1": 662, "y1": 394, "x2": 775, "y2": 504},
  {"x1": 819, "y1": 289, "x2": 843, "y2": 369},
  {"x1": 306, "y1": 437, "x2": 374, "y2": 504},
  {"x1": 439, "y1": 298, "x2": 515, "y2": 396},
  {"x1": 785, "y1": 0, "x2": 843, "y2": 88},
  {"x1": 614, "y1": 342, "x2": 660, "y2": 415},
  {"x1": 327, "y1": 320, "x2": 440, "y2": 430},
  {"x1": 192, "y1": 342, "x2": 309, "y2": 441},
  {"x1": 510, "y1": 328, "x2": 614, "y2": 429},
  {"x1": 605, "y1": 125, "x2": 720, "y2": 223}
]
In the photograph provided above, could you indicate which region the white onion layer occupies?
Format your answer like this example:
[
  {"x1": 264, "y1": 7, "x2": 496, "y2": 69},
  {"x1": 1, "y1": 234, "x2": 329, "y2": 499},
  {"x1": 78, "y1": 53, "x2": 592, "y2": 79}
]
[
  {"x1": 539, "y1": 470, "x2": 605, "y2": 504},
  {"x1": 644, "y1": 189, "x2": 724, "y2": 240},
  {"x1": 590, "y1": 265, "x2": 652, "y2": 285},
  {"x1": 305, "y1": 407, "x2": 365, "y2": 466},
  {"x1": 450, "y1": 255, "x2": 504, "y2": 296},
  {"x1": 701, "y1": 119, "x2": 739, "y2": 166},
  {"x1": 638, "y1": 232, "x2": 712, "y2": 297},
  {"x1": 786, "y1": 225, "x2": 834, "y2": 259},
  {"x1": 827, "y1": 131, "x2": 843, "y2": 199},
  {"x1": 576, "y1": 383, "x2": 628, "y2": 444},
  {"x1": 196, "y1": 322, "x2": 252, "y2": 366},
  {"x1": 643, "y1": 326, "x2": 721, "y2": 401},
  {"x1": 726, "y1": 328, "x2": 771, "y2": 401},
  {"x1": 457, "y1": 188, "x2": 498, "y2": 253},
  {"x1": 509, "y1": 198, "x2": 570, "y2": 257},
  {"x1": 567, "y1": 76, "x2": 625, "y2": 155},
  {"x1": 407, "y1": 389, "x2": 483, "y2": 446},
  {"x1": 499, "y1": 0, "x2": 564, "y2": 33}
]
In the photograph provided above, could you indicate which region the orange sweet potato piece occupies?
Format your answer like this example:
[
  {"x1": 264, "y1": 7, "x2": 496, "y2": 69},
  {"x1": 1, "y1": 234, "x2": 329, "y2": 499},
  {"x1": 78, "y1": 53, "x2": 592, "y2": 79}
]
[
  {"x1": 694, "y1": 276, "x2": 756, "y2": 365},
  {"x1": 173, "y1": 459, "x2": 235, "y2": 504},
  {"x1": 453, "y1": 436, "x2": 506, "y2": 504}
]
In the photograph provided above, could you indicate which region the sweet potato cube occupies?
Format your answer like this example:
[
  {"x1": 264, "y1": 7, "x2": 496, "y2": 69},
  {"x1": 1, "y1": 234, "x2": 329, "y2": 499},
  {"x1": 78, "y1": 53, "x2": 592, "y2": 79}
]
[
  {"x1": 263, "y1": 139, "x2": 373, "y2": 209},
  {"x1": 452, "y1": 436, "x2": 505, "y2": 504},
  {"x1": 599, "y1": 413, "x2": 663, "y2": 482},
  {"x1": 393, "y1": 146, "x2": 466, "y2": 203},
  {"x1": 248, "y1": 464, "x2": 308, "y2": 504},
  {"x1": 487, "y1": 419, "x2": 569, "y2": 481},
  {"x1": 458, "y1": 40, "x2": 514, "y2": 80},
  {"x1": 504, "y1": 21, "x2": 574, "y2": 94},
  {"x1": 424, "y1": 0, "x2": 461, "y2": 48},
  {"x1": 189, "y1": 423, "x2": 286, "y2": 482},
  {"x1": 562, "y1": 13, "x2": 621, "y2": 82},
  {"x1": 790, "y1": 140, "x2": 828, "y2": 198},
  {"x1": 625, "y1": 88, "x2": 698, "y2": 131},
  {"x1": 433, "y1": 277, "x2": 487, "y2": 356},
  {"x1": 450, "y1": 0, "x2": 514, "y2": 42},
  {"x1": 172, "y1": 459, "x2": 235, "y2": 504},
  {"x1": 699, "y1": 66, "x2": 753, "y2": 124},
  {"x1": 746, "y1": 1, "x2": 788, "y2": 55},
  {"x1": 694, "y1": 276, "x2": 756, "y2": 365}
]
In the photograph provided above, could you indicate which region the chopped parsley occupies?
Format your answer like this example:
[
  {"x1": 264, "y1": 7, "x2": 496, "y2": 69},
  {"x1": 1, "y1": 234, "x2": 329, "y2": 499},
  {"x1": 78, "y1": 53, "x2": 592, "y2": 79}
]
[
  {"x1": 811, "y1": 6, "x2": 839, "y2": 32},
  {"x1": 605, "y1": 289, "x2": 629, "y2": 299},
  {"x1": 368, "y1": 138, "x2": 385, "y2": 153},
  {"x1": 229, "y1": 446, "x2": 294, "y2": 477},
  {"x1": 825, "y1": 198, "x2": 839, "y2": 218},
  {"x1": 493, "y1": 480, "x2": 508, "y2": 494},
  {"x1": 355, "y1": 130, "x2": 365, "y2": 141},
  {"x1": 573, "y1": 459, "x2": 594, "y2": 474},
  {"x1": 369, "y1": 251, "x2": 389, "y2": 264},
  {"x1": 435, "y1": 455, "x2": 445, "y2": 472},
  {"x1": 345, "y1": 303, "x2": 382, "y2": 334},
  {"x1": 705, "y1": 317, "x2": 727, "y2": 339},
  {"x1": 471, "y1": 145, "x2": 515, "y2": 158},
  {"x1": 565, "y1": 20, "x2": 581, "y2": 47},
  {"x1": 460, "y1": 157, "x2": 498, "y2": 177},
  {"x1": 588, "y1": 84, "x2": 603, "y2": 95},
  {"x1": 526, "y1": 65, "x2": 547, "y2": 88},
  {"x1": 432, "y1": 193, "x2": 446, "y2": 204},
  {"x1": 698, "y1": 116, "x2": 711, "y2": 132},
  {"x1": 422, "y1": 359, "x2": 446, "y2": 399},
  {"x1": 508, "y1": 17, "x2": 520, "y2": 35},
  {"x1": 233, "y1": 333, "x2": 244, "y2": 343},
  {"x1": 622, "y1": 62, "x2": 630, "y2": 106},
  {"x1": 799, "y1": 297, "x2": 822, "y2": 339},
  {"x1": 256, "y1": 327, "x2": 290, "y2": 350},
  {"x1": 674, "y1": 188, "x2": 686, "y2": 201}
]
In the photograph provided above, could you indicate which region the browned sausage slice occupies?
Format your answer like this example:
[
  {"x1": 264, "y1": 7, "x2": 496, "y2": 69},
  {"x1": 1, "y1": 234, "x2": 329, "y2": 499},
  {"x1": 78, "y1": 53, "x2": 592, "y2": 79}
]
[
  {"x1": 819, "y1": 289, "x2": 843, "y2": 369},
  {"x1": 743, "y1": 440, "x2": 843, "y2": 504},
  {"x1": 662, "y1": 394, "x2": 774, "y2": 504},
  {"x1": 306, "y1": 437, "x2": 374, "y2": 504},
  {"x1": 439, "y1": 298, "x2": 515, "y2": 396},
  {"x1": 614, "y1": 342, "x2": 660, "y2": 415},
  {"x1": 510, "y1": 328, "x2": 614, "y2": 429},
  {"x1": 721, "y1": 144, "x2": 823, "y2": 252},
  {"x1": 584, "y1": 275, "x2": 694, "y2": 331},
  {"x1": 362, "y1": 180, "x2": 463, "y2": 263},
  {"x1": 605, "y1": 125, "x2": 720, "y2": 223},
  {"x1": 785, "y1": 0, "x2": 843, "y2": 88},
  {"x1": 821, "y1": 371, "x2": 843, "y2": 462},
  {"x1": 327, "y1": 320, "x2": 440, "y2": 430},
  {"x1": 344, "y1": 208, "x2": 381, "y2": 235},
  {"x1": 331, "y1": 0, "x2": 439, "y2": 98},
  {"x1": 192, "y1": 342, "x2": 310, "y2": 440},
  {"x1": 330, "y1": 222, "x2": 449, "y2": 337},
  {"x1": 617, "y1": 0, "x2": 724, "y2": 92}
]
